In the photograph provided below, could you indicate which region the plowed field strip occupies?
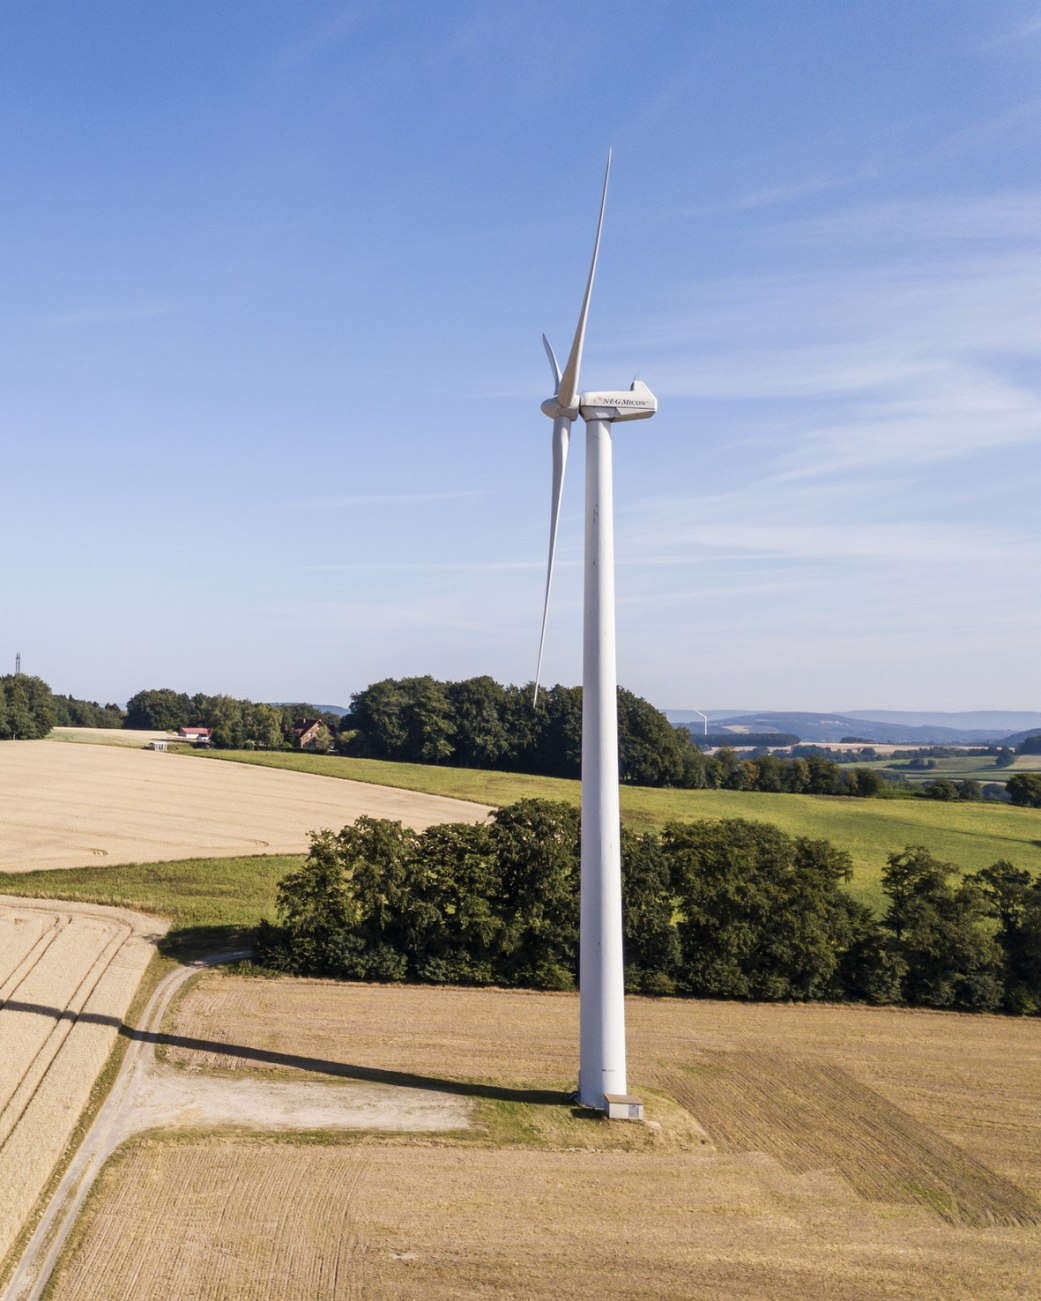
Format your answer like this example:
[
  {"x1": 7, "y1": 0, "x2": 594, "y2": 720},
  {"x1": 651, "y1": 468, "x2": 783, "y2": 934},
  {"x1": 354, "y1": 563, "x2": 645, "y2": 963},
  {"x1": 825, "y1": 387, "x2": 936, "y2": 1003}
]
[
  {"x1": 0, "y1": 915, "x2": 67, "y2": 1004},
  {"x1": 660, "y1": 1051, "x2": 1041, "y2": 1227},
  {"x1": 0, "y1": 899, "x2": 164, "y2": 1282},
  {"x1": 48, "y1": 1140, "x2": 1041, "y2": 1301},
  {"x1": 48, "y1": 1143, "x2": 370, "y2": 1301},
  {"x1": 0, "y1": 920, "x2": 130, "y2": 1149},
  {"x1": 0, "y1": 920, "x2": 125, "y2": 1118}
]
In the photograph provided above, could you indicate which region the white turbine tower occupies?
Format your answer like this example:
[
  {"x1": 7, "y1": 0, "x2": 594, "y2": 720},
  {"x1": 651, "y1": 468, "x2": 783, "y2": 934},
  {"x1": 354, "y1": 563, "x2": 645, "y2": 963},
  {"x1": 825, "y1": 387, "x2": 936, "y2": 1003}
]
[{"x1": 534, "y1": 153, "x2": 656, "y2": 1114}]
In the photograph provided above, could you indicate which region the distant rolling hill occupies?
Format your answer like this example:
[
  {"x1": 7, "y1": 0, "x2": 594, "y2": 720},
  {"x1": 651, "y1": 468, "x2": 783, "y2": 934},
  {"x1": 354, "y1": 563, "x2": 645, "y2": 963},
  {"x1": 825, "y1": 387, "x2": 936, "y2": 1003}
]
[
  {"x1": 998, "y1": 727, "x2": 1041, "y2": 749},
  {"x1": 663, "y1": 709, "x2": 1041, "y2": 745},
  {"x1": 271, "y1": 702, "x2": 348, "y2": 716},
  {"x1": 846, "y1": 709, "x2": 1041, "y2": 733}
]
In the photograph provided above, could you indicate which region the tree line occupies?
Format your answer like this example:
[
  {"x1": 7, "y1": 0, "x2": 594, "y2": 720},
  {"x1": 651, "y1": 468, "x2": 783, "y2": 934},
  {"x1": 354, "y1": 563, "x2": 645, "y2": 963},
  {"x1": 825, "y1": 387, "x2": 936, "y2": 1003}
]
[
  {"x1": 0, "y1": 679, "x2": 335, "y2": 748},
  {"x1": 692, "y1": 731, "x2": 801, "y2": 749},
  {"x1": 9, "y1": 677, "x2": 1041, "y2": 815},
  {"x1": 258, "y1": 800, "x2": 1041, "y2": 1016},
  {"x1": 1, "y1": 677, "x2": 124, "y2": 737},
  {"x1": 123, "y1": 688, "x2": 339, "y2": 750},
  {"x1": 344, "y1": 676, "x2": 888, "y2": 797},
  {"x1": 52, "y1": 694, "x2": 124, "y2": 729},
  {"x1": 0, "y1": 675, "x2": 57, "y2": 739}
]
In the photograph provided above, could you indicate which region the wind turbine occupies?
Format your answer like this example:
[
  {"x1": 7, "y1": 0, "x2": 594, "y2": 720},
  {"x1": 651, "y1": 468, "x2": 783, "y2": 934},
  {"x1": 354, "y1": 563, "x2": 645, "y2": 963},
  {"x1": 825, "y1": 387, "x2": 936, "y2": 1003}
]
[{"x1": 534, "y1": 153, "x2": 657, "y2": 1114}]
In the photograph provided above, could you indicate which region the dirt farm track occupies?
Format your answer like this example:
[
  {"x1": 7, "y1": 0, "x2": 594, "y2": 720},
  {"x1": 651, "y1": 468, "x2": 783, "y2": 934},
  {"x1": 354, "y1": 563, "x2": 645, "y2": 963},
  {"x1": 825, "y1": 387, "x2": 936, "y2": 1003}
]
[{"x1": 0, "y1": 740, "x2": 493, "y2": 873}]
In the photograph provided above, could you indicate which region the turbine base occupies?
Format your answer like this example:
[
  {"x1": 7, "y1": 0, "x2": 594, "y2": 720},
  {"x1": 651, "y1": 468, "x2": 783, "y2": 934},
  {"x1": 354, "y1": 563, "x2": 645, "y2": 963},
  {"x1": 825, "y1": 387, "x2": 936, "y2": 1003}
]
[{"x1": 603, "y1": 1093, "x2": 645, "y2": 1122}]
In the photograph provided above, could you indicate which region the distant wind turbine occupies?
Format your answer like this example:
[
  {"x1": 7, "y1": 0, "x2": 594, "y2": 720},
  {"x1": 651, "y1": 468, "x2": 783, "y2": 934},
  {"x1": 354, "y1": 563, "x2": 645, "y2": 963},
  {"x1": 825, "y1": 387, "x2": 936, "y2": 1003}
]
[{"x1": 534, "y1": 153, "x2": 657, "y2": 1114}]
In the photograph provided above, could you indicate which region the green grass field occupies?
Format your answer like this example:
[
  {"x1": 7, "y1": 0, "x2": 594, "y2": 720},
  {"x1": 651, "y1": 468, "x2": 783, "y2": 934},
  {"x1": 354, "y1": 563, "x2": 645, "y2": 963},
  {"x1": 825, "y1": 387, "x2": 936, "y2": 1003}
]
[
  {"x1": 190, "y1": 748, "x2": 1041, "y2": 910},
  {"x1": 0, "y1": 854, "x2": 303, "y2": 957},
  {"x1": 852, "y1": 753, "x2": 1041, "y2": 788},
  {"x1": 190, "y1": 747, "x2": 583, "y2": 806}
]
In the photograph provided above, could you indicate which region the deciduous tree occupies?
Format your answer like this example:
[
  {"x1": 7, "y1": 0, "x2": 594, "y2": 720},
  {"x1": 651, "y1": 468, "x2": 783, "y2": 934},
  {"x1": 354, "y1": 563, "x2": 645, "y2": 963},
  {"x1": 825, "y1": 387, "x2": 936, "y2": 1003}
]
[
  {"x1": 1007, "y1": 773, "x2": 1041, "y2": 808},
  {"x1": 881, "y1": 846, "x2": 1002, "y2": 1010}
]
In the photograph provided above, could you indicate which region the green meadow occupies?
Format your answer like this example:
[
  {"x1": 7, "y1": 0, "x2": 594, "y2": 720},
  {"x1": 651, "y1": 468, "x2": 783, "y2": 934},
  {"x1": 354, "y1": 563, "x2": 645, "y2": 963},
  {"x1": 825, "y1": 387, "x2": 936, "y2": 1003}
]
[
  {"x1": 191, "y1": 748, "x2": 1041, "y2": 911},
  {"x1": 0, "y1": 853, "x2": 302, "y2": 957},
  {"x1": 856, "y1": 753, "x2": 1041, "y2": 788}
]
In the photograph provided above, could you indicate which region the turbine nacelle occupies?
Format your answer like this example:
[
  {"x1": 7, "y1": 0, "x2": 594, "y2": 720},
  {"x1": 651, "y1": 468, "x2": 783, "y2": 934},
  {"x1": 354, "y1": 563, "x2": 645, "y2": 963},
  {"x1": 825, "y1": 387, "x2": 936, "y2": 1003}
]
[
  {"x1": 579, "y1": 379, "x2": 657, "y2": 423},
  {"x1": 541, "y1": 380, "x2": 657, "y2": 424}
]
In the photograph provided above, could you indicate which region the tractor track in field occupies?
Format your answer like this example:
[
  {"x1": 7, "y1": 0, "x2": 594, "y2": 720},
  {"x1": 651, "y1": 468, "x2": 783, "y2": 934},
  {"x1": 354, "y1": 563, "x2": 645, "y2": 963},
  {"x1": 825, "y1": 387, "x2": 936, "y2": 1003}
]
[
  {"x1": 0, "y1": 913, "x2": 132, "y2": 1151},
  {"x1": 3, "y1": 953, "x2": 470, "y2": 1301},
  {"x1": 0, "y1": 898, "x2": 163, "y2": 1288},
  {"x1": 3, "y1": 952, "x2": 245, "y2": 1301}
]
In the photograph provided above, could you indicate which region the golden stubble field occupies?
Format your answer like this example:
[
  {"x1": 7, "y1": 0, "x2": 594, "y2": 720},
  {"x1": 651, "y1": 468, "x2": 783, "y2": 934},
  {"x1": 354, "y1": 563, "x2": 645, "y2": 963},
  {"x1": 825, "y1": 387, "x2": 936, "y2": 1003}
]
[
  {"x1": 46, "y1": 976, "x2": 1041, "y2": 1299},
  {"x1": 0, "y1": 896, "x2": 164, "y2": 1274},
  {"x1": 0, "y1": 740, "x2": 492, "y2": 873}
]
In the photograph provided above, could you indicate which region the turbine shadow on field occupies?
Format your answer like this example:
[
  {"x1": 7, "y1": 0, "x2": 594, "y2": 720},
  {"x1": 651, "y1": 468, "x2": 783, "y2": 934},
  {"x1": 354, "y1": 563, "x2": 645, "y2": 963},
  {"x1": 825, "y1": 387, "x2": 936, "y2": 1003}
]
[
  {"x1": 139, "y1": 1028, "x2": 569, "y2": 1105},
  {"x1": 2, "y1": 1000, "x2": 567, "y2": 1106}
]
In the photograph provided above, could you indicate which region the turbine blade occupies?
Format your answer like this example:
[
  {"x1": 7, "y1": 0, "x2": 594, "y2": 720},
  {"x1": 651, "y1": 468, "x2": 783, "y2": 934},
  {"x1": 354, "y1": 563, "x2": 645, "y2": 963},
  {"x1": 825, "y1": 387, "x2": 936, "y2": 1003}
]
[
  {"x1": 533, "y1": 415, "x2": 571, "y2": 705},
  {"x1": 556, "y1": 150, "x2": 611, "y2": 412},
  {"x1": 542, "y1": 334, "x2": 562, "y2": 395}
]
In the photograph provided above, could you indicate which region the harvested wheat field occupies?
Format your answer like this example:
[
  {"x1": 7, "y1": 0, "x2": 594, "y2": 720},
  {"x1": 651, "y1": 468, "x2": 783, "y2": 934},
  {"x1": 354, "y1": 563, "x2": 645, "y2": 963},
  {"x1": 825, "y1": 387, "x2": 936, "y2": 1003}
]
[
  {"x1": 0, "y1": 895, "x2": 164, "y2": 1273},
  {"x1": 51, "y1": 1136, "x2": 1041, "y2": 1301},
  {"x1": 48, "y1": 727, "x2": 180, "y2": 749},
  {"x1": 0, "y1": 740, "x2": 491, "y2": 873},
  {"x1": 46, "y1": 976, "x2": 1041, "y2": 1299},
  {"x1": 162, "y1": 976, "x2": 1041, "y2": 1201}
]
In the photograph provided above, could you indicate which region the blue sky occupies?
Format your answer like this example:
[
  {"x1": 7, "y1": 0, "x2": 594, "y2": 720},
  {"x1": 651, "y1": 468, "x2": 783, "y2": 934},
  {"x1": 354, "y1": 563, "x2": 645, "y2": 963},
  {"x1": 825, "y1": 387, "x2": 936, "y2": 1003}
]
[{"x1": 2, "y1": 1, "x2": 1038, "y2": 712}]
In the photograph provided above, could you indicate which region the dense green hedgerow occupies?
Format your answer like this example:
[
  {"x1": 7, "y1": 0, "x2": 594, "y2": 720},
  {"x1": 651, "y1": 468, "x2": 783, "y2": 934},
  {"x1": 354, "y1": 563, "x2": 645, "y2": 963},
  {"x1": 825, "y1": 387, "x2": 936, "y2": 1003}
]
[{"x1": 257, "y1": 800, "x2": 1041, "y2": 1013}]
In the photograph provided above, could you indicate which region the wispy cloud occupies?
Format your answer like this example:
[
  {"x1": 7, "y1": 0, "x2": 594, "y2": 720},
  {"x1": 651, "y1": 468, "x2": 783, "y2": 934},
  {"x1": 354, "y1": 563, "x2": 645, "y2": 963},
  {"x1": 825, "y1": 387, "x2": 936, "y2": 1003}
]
[
  {"x1": 775, "y1": 190, "x2": 1041, "y2": 244},
  {"x1": 983, "y1": 11, "x2": 1041, "y2": 51},
  {"x1": 288, "y1": 488, "x2": 493, "y2": 510},
  {"x1": 773, "y1": 367, "x2": 1041, "y2": 480},
  {"x1": 44, "y1": 301, "x2": 182, "y2": 326},
  {"x1": 928, "y1": 101, "x2": 1041, "y2": 162},
  {"x1": 679, "y1": 165, "x2": 881, "y2": 220},
  {"x1": 623, "y1": 512, "x2": 1030, "y2": 567},
  {"x1": 279, "y1": 3, "x2": 367, "y2": 66},
  {"x1": 300, "y1": 557, "x2": 545, "y2": 573},
  {"x1": 620, "y1": 66, "x2": 701, "y2": 144},
  {"x1": 618, "y1": 188, "x2": 1041, "y2": 485}
]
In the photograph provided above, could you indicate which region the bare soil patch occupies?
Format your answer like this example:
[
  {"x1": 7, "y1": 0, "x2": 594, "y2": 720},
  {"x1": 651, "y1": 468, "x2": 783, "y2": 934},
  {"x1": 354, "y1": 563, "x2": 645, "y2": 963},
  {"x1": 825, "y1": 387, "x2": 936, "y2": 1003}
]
[
  {"x1": 0, "y1": 896, "x2": 164, "y2": 1274},
  {"x1": 0, "y1": 741, "x2": 491, "y2": 872},
  {"x1": 50, "y1": 1141, "x2": 370, "y2": 1301},
  {"x1": 127, "y1": 1065, "x2": 470, "y2": 1137}
]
